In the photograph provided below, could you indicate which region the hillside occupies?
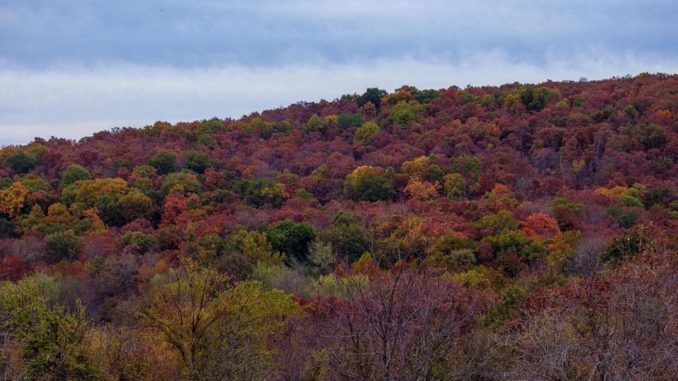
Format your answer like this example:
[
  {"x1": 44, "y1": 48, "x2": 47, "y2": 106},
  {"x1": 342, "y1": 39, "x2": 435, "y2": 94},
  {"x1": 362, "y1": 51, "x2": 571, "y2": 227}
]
[{"x1": 0, "y1": 74, "x2": 676, "y2": 380}]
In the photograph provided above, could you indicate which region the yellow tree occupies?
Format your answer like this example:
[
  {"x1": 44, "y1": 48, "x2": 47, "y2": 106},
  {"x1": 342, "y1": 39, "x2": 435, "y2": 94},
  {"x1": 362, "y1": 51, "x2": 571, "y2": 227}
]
[{"x1": 140, "y1": 260, "x2": 298, "y2": 381}]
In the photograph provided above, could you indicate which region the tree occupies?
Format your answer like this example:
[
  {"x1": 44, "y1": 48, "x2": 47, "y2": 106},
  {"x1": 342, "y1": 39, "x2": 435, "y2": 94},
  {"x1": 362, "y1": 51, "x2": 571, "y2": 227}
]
[
  {"x1": 357, "y1": 88, "x2": 387, "y2": 109},
  {"x1": 320, "y1": 268, "x2": 481, "y2": 380},
  {"x1": 267, "y1": 220, "x2": 316, "y2": 264},
  {"x1": 323, "y1": 212, "x2": 371, "y2": 263},
  {"x1": 44, "y1": 230, "x2": 83, "y2": 263},
  {"x1": 185, "y1": 151, "x2": 212, "y2": 174},
  {"x1": 354, "y1": 121, "x2": 381, "y2": 143},
  {"x1": 302, "y1": 115, "x2": 328, "y2": 134},
  {"x1": 232, "y1": 178, "x2": 287, "y2": 208},
  {"x1": 161, "y1": 171, "x2": 203, "y2": 195},
  {"x1": 5, "y1": 150, "x2": 37, "y2": 174},
  {"x1": 344, "y1": 166, "x2": 395, "y2": 202},
  {"x1": 60, "y1": 164, "x2": 91, "y2": 187},
  {"x1": 0, "y1": 181, "x2": 30, "y2": 218},
  {"x1": 117, "y1": 188, "x2": 155, "y2": 222},
  {"x1": 140, "y1": 261, "x2": 298, "y2": 381},
  {"x1": 148, "y1": 150, "x2": 178, "y2": 175},
  {"x1": 0, "y1": 274, "x2": 98, "y2": 380},
  {"x1": 337, "y1": 113, "x2": 364, "y2": 130}
]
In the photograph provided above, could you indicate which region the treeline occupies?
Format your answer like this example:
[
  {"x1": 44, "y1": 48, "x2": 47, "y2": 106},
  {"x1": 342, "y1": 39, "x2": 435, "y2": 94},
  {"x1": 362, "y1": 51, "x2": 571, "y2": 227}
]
[{"x1": 0, "y1": 73, "x2": 676, "y2": 380}]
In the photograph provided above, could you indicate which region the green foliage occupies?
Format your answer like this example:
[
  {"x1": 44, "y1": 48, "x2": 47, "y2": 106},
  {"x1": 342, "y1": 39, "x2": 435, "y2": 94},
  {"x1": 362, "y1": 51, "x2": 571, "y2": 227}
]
[
  {"x1": 197, "y1": 118, "x2": 226, "y2": 135},
  {"x1": 233, "y1": 178, "x2": 287, "y2": 208},
  {"x1": 117, "y1": 188, "x2": 154, "y2": 222},
  {"x1": 602, "y1": 225, "x2": 653, "y2": 263},
  {"x1": 592, "y1": 105, "x2": 615, "y2": 122},
  {"x1": 344, "y1": 166, "x2": 395, "y2": 202},
  {"x1": 481, "y1": 286, "x2": 526, "y2": 326},
  {"x1": 388, "y1": 101, "x2": 421, "y2": 125},
  {"x1": 267, "y1": 219, "x2": 316, "y2": 264},
  {"x1": 161, "y1": 171, "x2": 202, "y2": 195},
  {"x1": 450, "y1": 155, "x2": 482, "y2": 179},
  {"x1": 607, "y1": 204, "x2": 641, "y2": 228},
  {"x1": 323, "y1": 212, "x2": 370, "y2": 262},
  {"x1": 142, "y1": 263, "x2": 298, "y2": 380},
  {"x1": 353, "y1": 121, "x2": 381, "y2": 143},
  {"x1": 337, "y1": 113, "x2": 364, "y2": 130},
  {"x1": 185, "y1": 151, "x2": 212, "y2": 174},
  {"x1": 357, "y1": 88, "x2": 387, "y2": 109},
  {"x1": 425, "y1": 234, "x2": 478, "y2": 272},
  {"x1": 642, "y1": 186, "x2": 670, "y2": 208},
  {"x1": 5, "y1": 150, "x2": 38, "y2": 174},
  {"x1": 0, "y1": 274, "x2": 98, "y2": 380},
  {"x1": 148, "y1": 150, "x2": 178, "y2": 175},
  {"x1": 483, "y1": 230, "x2": 545, "y2": 275},
  {"x1": 60, "y1": 164, "x2": 91, "y2": 187},
  {"x1": 521, "y1": 86, "x2": 552, "y2": 112},
  {"x1": 121, "y1": 231, "x2": 156, "y2": 254},
  {"x1": 634, "y1": 123, "x2": 667, "y2": 149},
  {"x1": 302, "y1": 115, "x2": 328, "y2": 134},
  {"x1": 412, "y1": 88, "x2": 438, "y2": 104},
  {"x1": 44, "y1": 230, "x2": 83, "y2": 263},
  {"x1": 476, "y1": 210, "x2": 519, "y2": 234}
]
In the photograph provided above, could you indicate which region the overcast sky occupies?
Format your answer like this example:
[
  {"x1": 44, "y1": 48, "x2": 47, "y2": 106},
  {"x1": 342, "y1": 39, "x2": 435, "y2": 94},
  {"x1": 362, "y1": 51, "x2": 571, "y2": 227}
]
[{"x1": 1, "y1": 0, "x2": 677, "y2": 145}]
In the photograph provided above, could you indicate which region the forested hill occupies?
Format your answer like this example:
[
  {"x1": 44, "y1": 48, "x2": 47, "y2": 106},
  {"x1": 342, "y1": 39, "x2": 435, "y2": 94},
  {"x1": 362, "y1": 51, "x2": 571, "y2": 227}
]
[{"x1": 0, "y1": 74, "x2": 676, "y2": 380}]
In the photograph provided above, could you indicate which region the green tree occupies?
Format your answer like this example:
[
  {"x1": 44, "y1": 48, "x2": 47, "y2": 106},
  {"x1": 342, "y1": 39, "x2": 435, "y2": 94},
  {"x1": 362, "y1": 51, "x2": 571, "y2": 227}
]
[
  {"x1": 185, "y1": 151, "x2": 212, "y2": 174},
  {"x1": 302, "y1": 115, "x2": 328, "y2": 134},
  {"x1": 140, "y1": 261, "x2": 297, "y2": 381},
  {"x1": 344, "y1": 166, "x2": 395, "y2": 202},
  {"x1": 0, "y1": 274, "x2": 98, "y2": 380},
  {"x1": 337, "y1": 113, "x2": 364, "y2": 130},
  {"x1": 357, "y1": 88, "x2": 387, "y2": 109},
  {"x1": 5, "y1": 150, "x2": 37, "y2": 174},
  {"x1": 44, "y1": 230, "x2": 83, "y2": 263},
  {"x1": 148, "y1": 150, "x2": 178, "y2": 175},
  {"x1": 161, "y1": 171, "x2": 203, "y2": 195},
  {"x1": 354, "y1": 121, "x2": 381, "y2": 143},
  {"x1": 233, "y1": 178, "x2": 287, "y2": 208},
  {"x1": 60, "y1": 164, "x2": 91, "y2": 187},
  {"x1": 267, "y1": 220, "x2": 316, "y2": 264}
]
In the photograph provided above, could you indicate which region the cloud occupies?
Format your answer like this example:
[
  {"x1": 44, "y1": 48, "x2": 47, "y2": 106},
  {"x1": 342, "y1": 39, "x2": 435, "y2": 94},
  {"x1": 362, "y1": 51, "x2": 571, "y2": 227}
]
[
  {"x1": 2, "y1": 52, "x2": 677, "y2": 145},
  {"x1": 1, "y1": 0, "x2": 677, "y2": 68}
]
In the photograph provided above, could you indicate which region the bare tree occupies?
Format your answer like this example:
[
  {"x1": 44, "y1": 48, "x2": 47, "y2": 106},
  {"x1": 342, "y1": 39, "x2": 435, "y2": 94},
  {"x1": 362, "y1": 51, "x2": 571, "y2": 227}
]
[{"x1": 322, "y1": 265, "x2": 481, "y2": 381}]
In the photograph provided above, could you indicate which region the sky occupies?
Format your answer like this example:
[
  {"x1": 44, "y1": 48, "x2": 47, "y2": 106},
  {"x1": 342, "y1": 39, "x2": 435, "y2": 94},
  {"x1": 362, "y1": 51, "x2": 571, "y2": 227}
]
[{"x1": 1, "y1": 0, "x2": 678, "y2": 146}]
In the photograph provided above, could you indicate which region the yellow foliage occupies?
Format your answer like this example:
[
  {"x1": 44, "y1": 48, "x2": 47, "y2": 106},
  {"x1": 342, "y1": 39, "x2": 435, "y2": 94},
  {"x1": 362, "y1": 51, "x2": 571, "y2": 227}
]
[{"x1": 0, "y1": 182, "x2": 30, "y2": 217}]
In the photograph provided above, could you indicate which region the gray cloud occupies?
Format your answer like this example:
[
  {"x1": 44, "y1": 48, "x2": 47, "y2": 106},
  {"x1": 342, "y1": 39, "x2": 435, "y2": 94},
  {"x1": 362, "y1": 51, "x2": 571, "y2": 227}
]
[
  {"x1": 2, "y1": 0, "x2": 677, "y2": 68},
  {"x1": 2, "y1": 52, "x2": 677, "y2": 145},
  {"x1": 1, "y1": 1, "x2": 677, "y2": 145}
]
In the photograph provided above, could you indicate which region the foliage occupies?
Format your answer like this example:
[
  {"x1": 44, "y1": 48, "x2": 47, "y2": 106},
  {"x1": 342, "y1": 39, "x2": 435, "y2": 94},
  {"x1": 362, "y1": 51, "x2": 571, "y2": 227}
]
[
  {"x1": 60, "y1": 164, "x2": 91, "y2": 187},
  {"x1": 44, "y1": 229, "x2": 83, "y2": 263},
  {"x1": 148, "y1": 150, "x2": 178, "y2": 175},
  {"x1": 267, "y1": 220, "x2": 316, "y2": 264},
  {"x1": 353, "y1": 120, "x2": 381, "y2": 143},
  {"x1": 344, "y1": 166, "x2": 395, "y2": 202}
]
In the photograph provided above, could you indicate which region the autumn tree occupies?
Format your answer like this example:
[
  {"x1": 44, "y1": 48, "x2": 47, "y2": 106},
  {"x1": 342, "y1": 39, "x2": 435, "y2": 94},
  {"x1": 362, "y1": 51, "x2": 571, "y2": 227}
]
[{"x1": 140, "y1": 260, "x2": 298, "y2": 381}]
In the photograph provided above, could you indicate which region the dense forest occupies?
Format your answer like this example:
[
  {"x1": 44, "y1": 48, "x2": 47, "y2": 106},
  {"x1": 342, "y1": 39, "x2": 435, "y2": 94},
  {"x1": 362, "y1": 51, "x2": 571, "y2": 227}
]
[{"x1": 0, "y1": 73, "x2": 676, "y2": 380}]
